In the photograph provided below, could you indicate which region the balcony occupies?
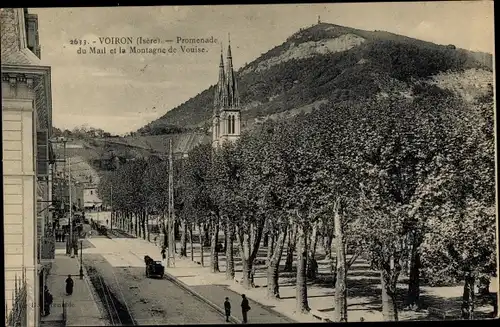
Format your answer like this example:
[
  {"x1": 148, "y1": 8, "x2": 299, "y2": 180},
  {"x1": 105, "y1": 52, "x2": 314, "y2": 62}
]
[{"x1": 39, "y1": 231, "x2": 55, "y2": 263}]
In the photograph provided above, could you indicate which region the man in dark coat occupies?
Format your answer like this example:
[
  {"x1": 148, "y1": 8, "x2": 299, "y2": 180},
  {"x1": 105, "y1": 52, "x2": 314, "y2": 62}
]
[
  {"x1": 224, "y1": 297, "x2": 231, "y2": 322},
  {"x1": 43, "y1": 286, "x2": 53, "y2": 316},
  {"x1": 161, "y1": 246, "x2": 167, "y2": 260},
  {"x1": 66, "y1": 275, "x2": 74, "y2": 295},
  {"x1": 241, "y1": 294, "x2": 250, "y2": 323}
]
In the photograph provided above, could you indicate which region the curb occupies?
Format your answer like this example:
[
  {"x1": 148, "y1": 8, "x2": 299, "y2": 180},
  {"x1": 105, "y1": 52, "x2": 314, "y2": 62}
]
[{"x1": 163, "y1": 271, "x2": 242, "y2": 324}]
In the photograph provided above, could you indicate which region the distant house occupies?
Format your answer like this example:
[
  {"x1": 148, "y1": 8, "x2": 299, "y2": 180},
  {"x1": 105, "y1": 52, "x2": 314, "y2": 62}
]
[{"x1": 84, "y1": 185, "x2": 103, "y2": 210}]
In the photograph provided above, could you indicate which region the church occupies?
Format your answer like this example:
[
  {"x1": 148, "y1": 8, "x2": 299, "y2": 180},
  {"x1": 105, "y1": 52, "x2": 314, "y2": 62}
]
[{"x1": 212, "y1": 36, "x2": 241, "y2": 148}]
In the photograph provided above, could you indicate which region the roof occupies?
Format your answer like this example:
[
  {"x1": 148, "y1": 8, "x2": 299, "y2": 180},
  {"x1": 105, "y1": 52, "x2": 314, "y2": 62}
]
[{"x1": 1, "y1": 8, "x2": 42, "y2": 66}]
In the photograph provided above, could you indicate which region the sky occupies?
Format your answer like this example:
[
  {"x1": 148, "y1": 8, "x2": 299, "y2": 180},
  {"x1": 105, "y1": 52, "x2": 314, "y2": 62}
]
[{"x1": 30, "y1": 2, "x2": 495, "y2": 135}]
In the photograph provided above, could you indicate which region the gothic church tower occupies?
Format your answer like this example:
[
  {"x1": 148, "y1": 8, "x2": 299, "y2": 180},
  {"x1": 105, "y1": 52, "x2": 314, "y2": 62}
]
[{"x1": 213, "y1": 35, "x2": 240, "y2": 148}]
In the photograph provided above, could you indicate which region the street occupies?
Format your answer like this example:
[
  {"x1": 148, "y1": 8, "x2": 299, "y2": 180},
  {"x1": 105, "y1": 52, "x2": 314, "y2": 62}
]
[{"x1": 82, "y1": 233, "x2": 231, "y2": 325}]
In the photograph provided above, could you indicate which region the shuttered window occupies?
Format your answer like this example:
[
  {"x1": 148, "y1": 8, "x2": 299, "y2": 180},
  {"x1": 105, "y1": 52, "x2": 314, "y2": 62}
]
[{"x1": 37, "y1": 130, "x2": 49, "y2": 176}]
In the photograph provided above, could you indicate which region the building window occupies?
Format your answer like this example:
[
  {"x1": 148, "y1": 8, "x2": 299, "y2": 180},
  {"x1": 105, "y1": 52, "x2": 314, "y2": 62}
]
[
  {"x1": 227, "y1": 115, "x2": 232, "y2": 134},
  {"x1": 231, "y1": 115, "x2": 236, "y2": 134},
  {"x1": 90, "y1": 190, "x2": 93, "y2": 195}
]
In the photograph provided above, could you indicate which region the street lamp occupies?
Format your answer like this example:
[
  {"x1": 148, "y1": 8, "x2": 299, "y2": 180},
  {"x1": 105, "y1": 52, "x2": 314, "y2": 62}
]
[{"x1": 79, "y1": 240, "x2": 83, "y2": 280}]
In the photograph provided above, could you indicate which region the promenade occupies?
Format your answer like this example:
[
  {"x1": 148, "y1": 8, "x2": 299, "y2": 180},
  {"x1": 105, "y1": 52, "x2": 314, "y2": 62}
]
[
  {"x1": 42, "y1": 246, "x2": 106, "y2": 326},
  {"x1": 92, "y1": 216, "x2": 498, "y2": 323},
  {"x1": 89, "y1": 217, "x2": 293, "y2": 324}
]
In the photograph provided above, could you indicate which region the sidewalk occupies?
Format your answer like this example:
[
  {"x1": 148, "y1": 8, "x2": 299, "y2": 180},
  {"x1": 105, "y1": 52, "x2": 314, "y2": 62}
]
[
  {"x1": 97, "y1": 224, "x2": 296, "y2": 324},
  {"x1": 43, "y1": 253, "x2": 106, "y2": 326}
]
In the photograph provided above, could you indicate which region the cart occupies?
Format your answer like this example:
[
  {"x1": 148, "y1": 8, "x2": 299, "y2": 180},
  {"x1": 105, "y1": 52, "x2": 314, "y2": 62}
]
[{"x1": 144, "y1": 255, "x2": 164, "y2": 278}]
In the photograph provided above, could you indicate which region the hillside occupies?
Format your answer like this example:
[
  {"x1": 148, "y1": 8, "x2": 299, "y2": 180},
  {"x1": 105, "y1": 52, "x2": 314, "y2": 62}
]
[{"x1": 138, "y1": 22, "x2": 493, "y2": 134}]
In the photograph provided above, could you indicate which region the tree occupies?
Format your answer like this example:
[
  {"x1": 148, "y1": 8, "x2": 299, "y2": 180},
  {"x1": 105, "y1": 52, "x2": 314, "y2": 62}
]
[
  {"x1": 211, "y1": 141, "x2": 243, "y2": 280},
  {"x1": 142, "y1": 156, "x2": 169, "y2": 242},
  {"x1": 182, "y1": 144, "x2": 218, "y2": 270},
  {"x1": 419, "y1": 96, "x2": 496, "y2": 319},
  {"x1": 242, "y1": 120, "x2": 292, "y2": 297},
  {"x1": 350, "y1": 97, "x2": 450, "y2": 321}
]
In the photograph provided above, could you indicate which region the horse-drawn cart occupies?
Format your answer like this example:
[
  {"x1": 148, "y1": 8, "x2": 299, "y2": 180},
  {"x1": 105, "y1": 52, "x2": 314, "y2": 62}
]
[{"x1": 144, "y1": 255, "x2": 164, "y2": 278}]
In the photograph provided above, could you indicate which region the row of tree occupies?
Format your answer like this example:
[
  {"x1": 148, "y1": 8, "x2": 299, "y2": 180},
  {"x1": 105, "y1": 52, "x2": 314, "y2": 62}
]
[{"x1": 98, "y1": 92, "x2": 495, "y2": 321}]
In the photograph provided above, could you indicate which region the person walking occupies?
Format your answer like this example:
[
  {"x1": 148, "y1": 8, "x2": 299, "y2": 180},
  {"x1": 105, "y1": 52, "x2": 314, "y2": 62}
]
[
  {"x1": 65, "y1": 275, "x2": 74, "y2": 296},
  {"x1": 224, "y1": 297, "x2": 231, "y2": 322},
  {"x1": 43, "y1": 286, "x2": 53, "y2": 316},
  {"x1": 241, "y1": 294, "x2": 251, "y2": 323}
]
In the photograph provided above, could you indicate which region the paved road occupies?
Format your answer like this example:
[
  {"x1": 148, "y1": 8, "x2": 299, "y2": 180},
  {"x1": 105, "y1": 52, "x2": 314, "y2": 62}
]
[{"x1": 82, "y1": 241, "x2": 231, "y2": 325}]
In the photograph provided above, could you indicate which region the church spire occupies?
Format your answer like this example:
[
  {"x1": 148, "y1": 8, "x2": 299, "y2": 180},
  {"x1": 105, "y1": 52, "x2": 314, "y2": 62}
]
[
  {"x1": 226, "y1": 33, "x2": 239, "y2": 108},
  {"x1": 214, "y1": 42, "x2": 227, "y2": 111}
]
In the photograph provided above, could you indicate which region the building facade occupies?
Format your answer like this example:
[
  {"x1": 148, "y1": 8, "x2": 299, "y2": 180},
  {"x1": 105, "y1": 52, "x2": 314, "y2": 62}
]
[
  {"x1": 84, "y1": 185, "x2": 103, "y2": 210},
  {"x1": 2, "y1": 8, "x2": 54, "y2": 326},
  {"x1": 212, "y1": 38, "x2": 241, "y2": 148}
]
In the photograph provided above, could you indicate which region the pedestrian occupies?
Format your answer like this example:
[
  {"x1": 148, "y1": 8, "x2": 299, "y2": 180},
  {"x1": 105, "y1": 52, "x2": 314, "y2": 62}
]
[
  {"x1": 161, "y1": 247, "x2": 166, "y2": 260},
  {"x1": 65, "y1": 274, "x2": 74, "y2": 296},
  {"x1": 154, "y1": 236, "x2": 157, "y2": 246},
  {"x1": 106, "y1": 219, "x2": 109, "y2": 226},
  {"x1": 241, "y1": 294, "x2": 250, "y2": 323},
  {"x1": 43, "y1": 286, "x2": 53, "y2": 316},
  {"x1": 224, "y1": 297, "x2": 231, "y2": 322}
]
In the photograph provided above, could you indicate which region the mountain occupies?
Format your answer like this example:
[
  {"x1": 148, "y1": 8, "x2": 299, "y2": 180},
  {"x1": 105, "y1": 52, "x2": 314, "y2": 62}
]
[{"x1": 138, "y1": 22, "x2": 493, "y2": 134}]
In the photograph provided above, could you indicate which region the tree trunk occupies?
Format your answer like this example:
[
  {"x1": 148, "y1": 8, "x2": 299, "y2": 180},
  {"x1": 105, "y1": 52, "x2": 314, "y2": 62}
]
[
  {"x1": 333, "y1": 206, "x2": 347, "y2": 322},
  {"x1": 210, "y1": 219, "x2": 220, "y2": 273},
  {"x1": 240, "y1": 233, "x2": 253, "y2": 289},
  {"x1": 406, "y1": 236, "x2": 421, "y2": 310},
  {"x1": 267, "y1": 227, "x2": 287, "y2": 299},
  {"x1": 323, "y1": 234, "x2": 333, "y2": 261},
  {"x1": 198, "y1": 223, "x2": 205, "y2": 267},
  {"x1": 381, "y1": 269, "x2": 398, "y2": 321},
  {"x1": 284, "y1": 225, "x2": 297, "y2": 272},
  {"x1": 266, "y1": 233, "x2": 275, "y2": 267},
  {"x1": 146, "y1": 211, "x2": 150, "y2": 241},
  {"x1": 307, "y1": 222, "x2": 319, "y2": 280},
  {"x1": 175, "y1": 220, "x2": 180, "y2": 240},
  {"x1": 189, "y1": 223, "x2": 194, "y2": 261},
  {"x1": 203, "y1": 224, "x2": 210, "y2": 247},
  {"x1": 223, "y1": 224, "x2": 228, "y2": 256},
  {"x1": 225, "y1": 217, "x2": 235, "y2": 280},
  {"x1": 461, "y1": 272, "x2": 475, "y2": 320},
  {"x1": 135, "y1": 212, "x2": 138, "y2": 237},
  {"x1": 250, "y1": 224, "x2": 256, "y2": 251},
  {"x1": 263, "y1": 232, "x2": 269, "y2": 247},
  {"x1": 180, "y1": 219, "x2": 187, "y2": 257},
  {"x1": 295, "y1": 224, "x2": 309, "y2": 313},
  {"x1": 142, "y1": 211, "x2": 146, "y2": 240},
  {"x1": 236, "y1": 222, "x2": 264, "y2": 289},
  {"x1": 162, "y1": 212, "x2": 168, "y2": 248}
]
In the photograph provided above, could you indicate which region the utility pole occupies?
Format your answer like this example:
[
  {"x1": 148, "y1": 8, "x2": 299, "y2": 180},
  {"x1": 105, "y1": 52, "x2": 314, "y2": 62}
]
[
  {"x1": 167, "y1": 139, "x2": 175, "y2": 267},
  {"x1": 110, "y1": 184, "x2": 113, "y2": 231},
  {"x1": 69, "y1": 157, "x2": 74, "y2": 258},
  {"x1": 63, "y1": 139, "x2": 67, "y2": 178}
]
